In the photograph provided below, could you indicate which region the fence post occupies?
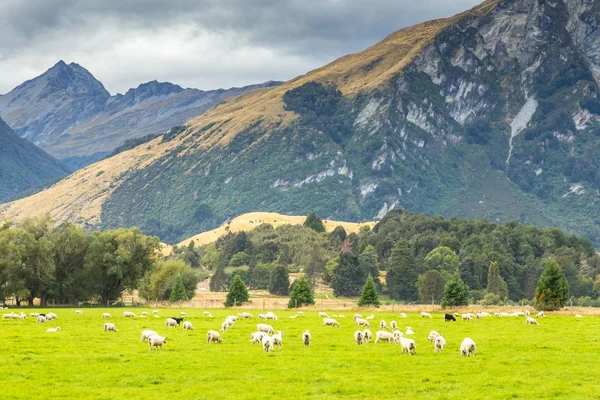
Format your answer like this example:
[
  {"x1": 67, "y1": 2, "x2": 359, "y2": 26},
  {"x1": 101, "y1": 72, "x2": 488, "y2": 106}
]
[{"x1": 263, "y1": 298, "x2": 265, "y2": 310}]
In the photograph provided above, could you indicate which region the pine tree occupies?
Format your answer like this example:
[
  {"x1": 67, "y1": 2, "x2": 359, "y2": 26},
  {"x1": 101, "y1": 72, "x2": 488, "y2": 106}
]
[
  {"x1": 486, "y1": 261, "x2": 508, "y2": 299},
  {"x1": 225, "y1": 274, "x2": 249, "y2": 307},
  {"x1": 386, "y1": 240, "x2": 419, "y2": 301},
  {"x1": 303, "y1": 212, "x2": 325, "y2": 233},
  {"x1": 288, "y1": 276, "x2": 315, "y2": 308},
  {"x1": 169, "y1": 274, "x2": 189, "y2": 303},
  {"x1": 331, "y1": 251, "x2": 364, "y2": 296},
  {"x1": 209, "y1": 266, "x2": 229, "y2": 292},
  {"x1": 269, "y1": 265, "x2": 290, "y2": 296},
  {"x1": 535, "y1": 259, "x2": 570, "y2": 311},
  {"x1": 441, "y1": 273, "x2": 469, "y2": 308},
  {"x1": 358, "y1": 275, "x2": 380, "y2": 307}
]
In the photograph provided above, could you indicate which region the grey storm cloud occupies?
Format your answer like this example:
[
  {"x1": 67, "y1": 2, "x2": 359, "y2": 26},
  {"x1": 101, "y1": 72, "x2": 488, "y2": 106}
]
[{"x1": 0, "y1": 0, "x2": 482, "y2": 94}]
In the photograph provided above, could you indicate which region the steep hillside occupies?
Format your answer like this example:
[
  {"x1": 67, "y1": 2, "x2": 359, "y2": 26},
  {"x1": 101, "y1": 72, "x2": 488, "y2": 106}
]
[
  {"x1": 0, "y1": 117, "x2": 70, "y2": 202},
  {"x1": 0, "y1": 61, "x2": 280, "y2": 161},
  {"x1": 4, "y1": 0, "x2": 600, "y2": 247}
]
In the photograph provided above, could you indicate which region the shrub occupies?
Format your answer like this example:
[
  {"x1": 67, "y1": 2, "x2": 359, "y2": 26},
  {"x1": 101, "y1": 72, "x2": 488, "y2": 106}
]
[{"x1": 225, "y1": 275, "x2": 249, "y2": 307}]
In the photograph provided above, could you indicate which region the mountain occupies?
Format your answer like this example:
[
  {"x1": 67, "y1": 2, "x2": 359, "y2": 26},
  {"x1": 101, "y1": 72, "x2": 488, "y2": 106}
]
[
  {"x1": 4, "y1": 0, "x2": 600, "y2": 246},
  {"x1": 0, "y1": 117, "x2": 70, "y2": 202},
  {"x1": 0, "y1": 61, "x2": 281, "y2": 164}
]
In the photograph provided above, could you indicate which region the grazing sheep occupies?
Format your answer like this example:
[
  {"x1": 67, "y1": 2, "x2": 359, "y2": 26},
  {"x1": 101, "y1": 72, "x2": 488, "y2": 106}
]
[
  {"x1": 30, "y1": 312, "x2": 39, "y2": 318},
  {"x1": 575, "y1": 314, "x2": 584, "y2": 318},
  {"x1": 332, "y1": 314, "x2": 338, "y2": 318},
  {"x1": 228, "y1": 315, "x2": 239, "y2": 322},
  {"x1": 169, "y1": 317, "x2": 185, "y2": 325},
  {"x1": 46, "y1": 312, "x2": 58, "y2": 320},
  {"x1": 516, "y1": 312, "x2": 525, "y2": 317},
  {"x1": 374, "y1": 330, "x2": 395, "y2": 344},
  {"x1": 220, "y1": 321, "x2": 230, "y2": 332},
  {"x1": 399, "y1": 313, "x2": 407, "y2": 319},
  {"x1": 104, "y1": 323, "x2": 118, "y2": 332},
  {"x1": 434, "y1": 335, "x2": 446, "y2": 353},
  {"x1": 2, "y1": 312, "x2": 13, "y2": 320},
  {"x1": 526, "y1": 317, "x2": 538, "y2": 325},
  {"x1": 445, "y1": 314, "x2": 456, "y2": 322},
  {"x1": 180, "y1": 312, "x2": 187, "y2": 317},
  {"x1": 123, "y1": 311, "x2": 136, "y2": 318},
  {"x1": 102, "y1": 313, "x2": 112, "y2": 319},
  {"x1": 355, "y1": 318, "x2": 372, "y2": 327},
  {"x1": 153, "y1": 310, "x2": 160, "y2": 314},
  {"x1": 319, "y1": 312, "x2": 329, "y2": 318},
  {"x1": 536, "y1": 311, "x2": 545, "y2": 318},
  {"x1": 499, "y1": 312, "x2": 510, "y2": 317},
  {"x1": 400, "y1": 337, "x2": 417, "y2": 355},
  {"x1": 390, "y1": 320, "x2": 398, "y2": 331},
  {"x1": 36, "y1": 315, "x2": 47, "y2": 324},
  {"x1": 427, "y1": 330, "x2": 440, "y2": 342},
  {"x1": 406, "y1": 327, "x2": 415, "y2": 335},
  {"x1": 525, "y1": 310, "x2": 530, "y2": 316},
  {"x1": 476, "y1": 313, "x2": 482, "y2": 320},
  {"x1": 354, "y1": 330, "x2": 364, "y2": 345},
  {"x1": 183, "y1": 321, "x2": 194, "y2": 331},
  {"x1": 323, "y1": 318, "x2": 340, "y2": 328},
  {"x1": 140, "y1": 330, "x2": 158, "y2": 342},
  {"x1": 302, "y1": 330, "x2": 311, "y2": 346},
  {"x1": 19, "y1": 313, "x2": 27, "y2": 320},
  {"x1": 239, "y1": 312, "x2": 253, "y2": 319},
  {"x1": 392, "y1": 330, "x2": 403, "y2": 343},
  {"x1": 353, "y1": 314, "x2": 363, "y2": 321},
  {"x1": 462, "y1": 314, "x2": 472, "y2": 321},
  {"x1": 339, "y1": 314, "x2": 345, "y2": 318},
  {"x1": 225, "y1": 317, "x2": 235, "y2": 327},
  {"x1": 380, "y1": 320, "x2": 389, "y2": 331},
  {"x1": 166, "y1": 318, "x2": 180, "y2": 329},
  {"x1": 262, "y1": 335, "x2": 274, "y2": 353},
  {"x1": 460, "y1": 338, "x2": 477, "y2": 357},
  {"x1": 141, "y1": 312, "x2": 149, "y2": 318},
  {"x1": 204, "y1": 312, "x2": 213, "y2": 317},
  {"x1": 296, "y1": 312, "x2": 304, "y2": 316},
  {"x1": 363, "y1": 329, "x2": 373, "y2": 343},
  {"x1": 366, "y1": 314, "x2": 375, "y2": 320},
  {"x1": 149, "y1": 335, "x2": 168, "y2": 351},
  {"x1": 494, "y1": 312, "x2": 499, "y2": 316},
  {"x1": 421, "y1": 312, "x2": 432, "y2": 318},
  {"x1": 46, "y1": 327, "x2": 62, "y2": 333},
  {"x1": 75, "y1": 310, "x2": 83, "y2": 314},
  {"x1": 272, "y1": 331, "x2": 283, "y2": 349},
  {"x1": 207, "y1": 330, "x2": 222, "y2": 344},
  {"x1": 258, "y1": 313, "x2": 266, "y2": 320},
  {"x1": 265, "y1": 312, "x2": 278, "y2": 321},
  {"x1": 251, "y1": 331, "x2": 268, "y2": 344},
  {"x1": 289, "y1": 315, "x2": 297, "y2": 319},
  {"x1": 257, "y1": 324, "x2": 275, "y2": 334},
  {"x1": 480, "y1": 312, "x2": 491, "y2": 317}
]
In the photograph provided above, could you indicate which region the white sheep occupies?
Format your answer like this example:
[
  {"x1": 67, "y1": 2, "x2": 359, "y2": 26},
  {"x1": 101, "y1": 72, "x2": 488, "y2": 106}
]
[
  {"x1": 220, "y1": 321, "x2": 230, "y2": 332},
  {"x1": 140, "y1": 330, "x2": 158, "y2": 342},
  {"x1": 400, "y1": 337, "x2": 417, "y2": 355},
  {"x1": 153, "y1": 310, "x2": 160, "y2": 314},
  {"x1": 297, "y1": 312, "x2": 304, "y2": 316},
  {"x1": 355, "y1": 318, "x2": 371, "y2": 327},
  {"x1": 380, "y1": 320, "x2": 389, "y2": 330},
  {"x1": 476, "y1": 313, "x2": 482, "y2": 320},
  {"x1": 46, "y1": 312, "x2": 58, "y2": 320},
  {"x1": 262, "y1": 335, "x2": 274, "y2": 353},
  {"x1": 338, "y1": 314, "x2": 345, "y2": 318},
  {"x1": 399, "y1": 313, "x2": 407, "y2": 318},
  {"x1": 460, "y1": 338, "x2": 477, "y2": 357},
  {"x1": 228, "y1": 315, "x2": 239, "y2": 322},
  {"x1": 480, "y1": 312, "x2": 491, "y2": 317},
  {"x1": 2, "y1": 312, "x2": 14, "y2": 320},
  {"x1": 251, "y1": 331, "x2": 267, "y2": 344},
  {"x1": 102, "y1": 313, "x2": 112, "y2": 319},
  {"x1": 427, "y1": 330, "x2": 440, "y2": 342},
  {"x1": 204, "y1": 312, "x2": 213, "y2": 317},
  {"x1": 363, "y1": 329, "x2": 372, "y2": 343},
  {"x1": 75, "y1": 310, "x2": 83, "y2": 314},
  {"x1": 434, "y1": 335, "x2": 446, "y2": 353},
  {"x1": 19, "y1": 313, "x2": 27, "y2": 320},
  {"x1": 265, "y1": 312, "x2": 278, "y2": 321},
  {"x1": 239, "y1": 312, "x2": 253, "y2": 319},
  {"x1": 30, "y1": 312, "x2": 39, "y2": 318},
  {"x1": 353, "y1": 313, "x2": 363, "y2": 321},
  {"x1": 390, "y1": 320, "x2": 398, "y2": 331},
  {"x1": 526, "y1": 317, "x2": 538, "y2": 325},
  {"x1": 366, "y1": 314, "x2": 375, "y2": 320},
  {"x1": 166, "y1": 318, "x2": 179, "y2": 328},
  {"x1": 141, "y1": 312, "x2": 148, "y2": 318},
  {"x1": 421, "y1": 312, "x2": 432, "y2": 318},
  {"x1": 575, "y1": 314, "x2": 584, "y2": 318},
  {"x1": 354, "y1": 330, "x2": 364, "y2": 345},
  {"x1": 525, "y1": 310, "x2": 530, "y2": 316},
  {"x1": 323, "y1": 318, "x2": 340, "y2": 328},
  {"x1": 36, "y1": 315, "x2": 47, "y2": 324},
  {"x1": 46, "y1": 327, "x2": 62, "y2": 333},
  {"x1": 183, "y1": 321, "x2": 194, "y2": 331},
  {"x1": 392, "y1": 330, "x2": 403, "y2": 343},
  {"x1": 499, "y1": 312, "x2": 510, "y2": 317},
  {"x1": 123, "y1": 311, "x2": 136, "y2": 318},
  {"x1": 462, "y1": 314, "x2": 472, "y2": 321},
  {"x1": 180, "y1": 312, "x2": 187, "y2": 317},
  {"x1": 207, "y1": 330, "x2": 222, "y2": 344},
  {"x1": 319, "y1": 312, "x2": 329, "y2": 318},
  {"x1": 302, "y1": 330, "x2": 311, "y2": 346},
  {"x1": 374, "y1": 330, "x2": 395, "y2": 344},
  {"x1": 406, "y1": 327, "x2": 415, "y2": 335},
  {"x1": 272, "y1": 331, "x2": 283, "y2": 349},
  {"x1": 104, "y1": 322, "x2": 118, "y2": 332},
  {"x1": 536, "y1": 311, "x2": 545, "y2": 318},
  {"x1": 225, "y1": 317, "x2": 235, "y2": 327},
  {"x1": 149, "y1": 335, "x2": 168, "y2": 350},
  {"x1": 258, "y1": 313, "x2": 266, "y2": 320},
  {"x1": 257, "y1": 323, "x2": 275, "y2": 334}
]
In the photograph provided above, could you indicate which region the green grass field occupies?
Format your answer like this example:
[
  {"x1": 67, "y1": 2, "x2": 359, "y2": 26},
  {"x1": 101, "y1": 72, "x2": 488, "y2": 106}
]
[{"x1": 2, "y1": 308, "x2": 600, "y2": 399}]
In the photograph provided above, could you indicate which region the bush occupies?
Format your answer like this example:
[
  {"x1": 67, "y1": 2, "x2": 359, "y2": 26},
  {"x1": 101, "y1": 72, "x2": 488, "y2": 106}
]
[
  {"x1": 288, "y1": 276, "x2": 315, "y2": 308},
  {"x1": 303, "y1": 212, "x2": 325, "y2": 233},
  {"x1": 225, "y1": 275, "x2": 249, "y2": 307},
  {"x1": 480, "y1": 293, "x2": 502, "y2": 306}
]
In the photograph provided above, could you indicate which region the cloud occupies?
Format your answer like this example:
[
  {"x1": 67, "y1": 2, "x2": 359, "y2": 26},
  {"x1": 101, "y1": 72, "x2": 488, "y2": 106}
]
[{"x1": 0, "y1": 0, "x2": 482, "y2": 94}]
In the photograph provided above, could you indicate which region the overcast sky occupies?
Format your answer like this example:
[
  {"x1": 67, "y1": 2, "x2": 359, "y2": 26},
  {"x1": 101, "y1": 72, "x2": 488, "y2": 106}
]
[{"x1": 0, "y1": 0, "x2": 482, "y2": 95}]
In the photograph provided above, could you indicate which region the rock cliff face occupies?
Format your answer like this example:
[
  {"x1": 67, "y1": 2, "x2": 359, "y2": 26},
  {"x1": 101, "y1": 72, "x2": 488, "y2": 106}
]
[{"x1": 4, "y1": 0, "x2": 600, "y2": 245}]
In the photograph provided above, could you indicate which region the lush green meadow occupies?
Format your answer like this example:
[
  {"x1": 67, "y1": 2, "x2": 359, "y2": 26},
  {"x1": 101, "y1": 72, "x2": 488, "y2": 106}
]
[{"x1": 2, "y1": 308, "x2": 600, "y2": 399}]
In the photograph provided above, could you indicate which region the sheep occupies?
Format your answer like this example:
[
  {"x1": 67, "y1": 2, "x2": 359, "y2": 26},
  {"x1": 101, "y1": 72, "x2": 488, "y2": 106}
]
[
  {"x1": 239, "y1": 312, "x2": 253, "y2": 319},
  {"x1": 251, "y1": 331, "x2": 267, "y2": 344},
  {"x1": 392, "y1": 330, "x2": 403, "y2": 343},
  {"x1": 258, "y1": 313, "x2": 266, "y2": 320},
  {"x1": 338, "y1": 314, "x2": 345, "y2": 318},
  {"x1": 30, "y1": 312, "x2": 39, "y2": 318},
  {"x1": 355, "y1": 318, "x2": 372, "y2": 327},
  {"x1": 149, "y1": 335, "x2": 168, "y2": 351},
  {"x1": 526, "y1": 317, "x2": 538, "y2": 325},
  {"x1": 480, "y1": 312, "x2": 491, "y2": 317},
  {"x1": 421, "y1": 312, "x2": 432, "y2": 318},
  {"x1": 575, "y1": 314, "x2": 584, "y2": 318},
  {"x1": 123, "y1": 311, "x2": 136, "y2": 318},
  {"x1": 153, "y1": 310, "x2": 160, "y2": 314},
  {"x1": 460, "y1": 338, "x2": 477, "y2": 357},
  {"x1": 180, "y1": 312, "x2": 187, "y2": 317},
  {"x1": 166, "y1": 318, "x2": 180, "y2": 329},
  {"x1": 427, "y1": 330, "x2": 440, "y2": 342},
  {"x1": 36, "y1": 315, "x2": 47, "y2": 324},
  {"x1": 445, "y1": 314, "x2": 456, "y2": 322},
  {"x1": 140, "y1": 330, "x2": 158, "y2": 342},
  {"x1": 390, "y1": 320, "x2": 398, "y2": 331},
  {"x1": 104, "y1": 323, "x2": 118, "y2": 332},
  {"x1": 296, "y1": 312, "x2": 304, "y2": 316},
  {"x1": 476, "y1": 313, "x2": 482, "y2": 320},
  {"x1": 204, "y1": 312, "x2": 213, "y2": 317},
  {"x1": 499, "y1": 312, "x2": 510, "y2": 317},
  {"x1": 516, "y1": 312, "x2": 525, "y2": 317},
  {"x1": 400, "y1": 337, "x2": 417, "y2": 355},
  {"x1": 289, "y1": 315, "x2": 297, "y2": 319},
  {"x1": 169, "y1": 317, "x2": 185, "y2": 325},
  {"x1": 332, "y1": 314, "x2": 338, "y2": 318},
  {"x1": 46, "y1": 312, "x2": 58, "y2": 320},
  {"x1": 207, "y1": 330, "x2": 222, "y2": 344},
  {"x1": 323, "y1": 318, "x2": 340, "y2": 328},
  {"x1": 453, "y1": 312, "x2": 460, "y2": 316},
  {"x1": 353, "y1": 314, "x2": 363, "y2": 321},
  {"x1": 462, "y1": 314, "x2": 472, "y2": 321},
  {"x1": 536, "y1": 311, "x2": 545, "y2": 318},
  {"x1": 183, "y1": 321, "x2": 194, "y2": 331},
  {"x1": 141, "y1": 312, "x2": 149, "y2": 318},
  {"x1": 434, "y1": 335, "x2": 446, "y2": 353},
  {"x1": 406, "y1": 327, "x2": 415, "y2": 335},
  {"x1": 363, "y1": 329, "x2": 373, "y2": 343},
  {"x1": 379, "y1": 320, "x2": 389, "y2": 331},
  {"x1": 354, "y1": 330, "x2": 364, "y2": 345},
  {"x1": 257, "y1": 324, "x2": 275, "y2": 335},
  {"x1": 228, "y1": 315, "x2": 239, "y2": 322},
  {"x1": 75, "y1": 310, "x2": 83, "y2": 314},
  {"x1": 374, "y1": 330, "x2": 395, "y2": 344},
  {"x1": 102, "y1": 312, "x2": 112, "y2": 319},
  {"x1": 494, "y1": 312, "x2": 499, "y2": 317},
  {"x1": 525, "y1": 310, "x2": 530, "y2": 316},
  {"x1": 319, "y1": 312, "x2": 329, "y2": 318},
  {"x1": 272, "y1": 331, "x2": 283, "y2": 349},
  {"x1": 265, "y1": 312, "x2": 278, "y2": 321},
  {"x1": 262, "y1": 335, "x2": 274, "y2": 353},
  {"x1": 399, "y1": 313, "x2": 407, "y2": 318},
  {"x1": 225, "y1": 317, "x2": 235, "y2": 327},
  {"x1": 46, "y1": 327, "x2": 62, "y2": 333},
  {"x1": 302, "y1": 330, "x2": 311, "y2": 346},
  {"x1": 18, "y1": 313, "x2": 27, "y2": 320},
  {"x1": 366, "y1": 314, "x2": 375, "y2": 320},
  {"x1": 220, "y1": 321, "x2": 230, "y2": 332}
]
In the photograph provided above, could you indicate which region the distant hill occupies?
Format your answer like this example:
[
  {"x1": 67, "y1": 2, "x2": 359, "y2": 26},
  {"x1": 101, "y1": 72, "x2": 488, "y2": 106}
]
[
  {"x1": 0, "y1": 117, "x2": 70, "y2": 202},
  {"x1": 0, "y1": 60, "x2": 280, "y2": 164}
]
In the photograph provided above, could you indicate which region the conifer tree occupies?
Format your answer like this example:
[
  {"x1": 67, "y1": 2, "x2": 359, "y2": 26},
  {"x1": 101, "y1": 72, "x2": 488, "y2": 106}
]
[
  {"x1": 225, "y1": 274, "x2": 249, "y2": 307},
  {"x1": 358, "y1": 275, "x2": 380, "y2": 307},
  {"x1": 303, "y1": 212, "x2": 325, "y2": 233},
  {"x1": 288, "y1": 276, "x2": 315, "y2": 308},
  {"x1": 386, "y1": 240, "x2": 419, "y2": 301},
  {"x1": 441, "y1": 273, "x2": 469, "y2": 308},
  {"x1": 486, "y1": 261, "x2": 508, "y2": 299},
  {"x1": 535, "y1": 259, "x2": 570, "y2": 311},
  {"x1": 269, "y1": 265, "x2": 290, "y2": 295},
  {"x1": 169, "y1": 274, "x2": 189, "y2": 303}
]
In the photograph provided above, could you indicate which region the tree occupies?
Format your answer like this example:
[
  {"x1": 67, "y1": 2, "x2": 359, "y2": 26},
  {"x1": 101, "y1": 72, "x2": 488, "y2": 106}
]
[
  {"x1": 328, "y1": 226, "x2": 347, "y2": 249},
  {"x1": 535, "y1": 259, "x2": 570, "y2": 311},
  {"x1": 358, "y1": 275, "x2": 380, "y2": 307},
  {"x1": 304, "y1": 247, "x2": 326, "y2": 285},
  {"x1": 249, "y1": 263, "x2": 272, "y2": 289},
  {"x1": 139, "y1": 259, "x2": 200, "y2": 301},
  {"x1": 169, "y1": 274, "x2": 189, "y2": 302},
  {"x1": 225, "y1": 274, "x2": 249, "y2": 307},
  {"x1": 417, "y1": 270, "x2": 446, "y2": 304},
  {"x1": 386, "y1": 240, "x2": 419, "y2": 301},
  {"x1": 441, "y1": 273, "x2": 470, "y2": 308},
  {"x1": 269, "y1": 265, "x2": 290, "y2": 295},
  {"x1": 303, "y1": 212, "x2": 325, "y2": 233},
  {"x1": 486, "y1": 261, "x2": 508, "y2": 299},
  {"x1": 331, "y1": 251, "x2": 364, "y2": 296},
  {"x1": 50, "y1": 223, "x2": 91, "y2": 303},
  {"x1": 424, "y1": 246, "x2": 460, "y2": 279},
  {"x1": 209, "y1": 266, "x2": 229, "y2": 292},
  {"x1": 288, "y1": 276, "x2": 315, "y2": 308},
  {"x1": 358, "y1": 245, "x2": 380, "y2": 290}
]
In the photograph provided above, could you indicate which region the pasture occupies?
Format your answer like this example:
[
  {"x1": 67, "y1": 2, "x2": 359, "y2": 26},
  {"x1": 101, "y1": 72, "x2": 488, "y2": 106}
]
[{"x1": 2, "y1": 309, "x2": 600, "y2": 399}]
